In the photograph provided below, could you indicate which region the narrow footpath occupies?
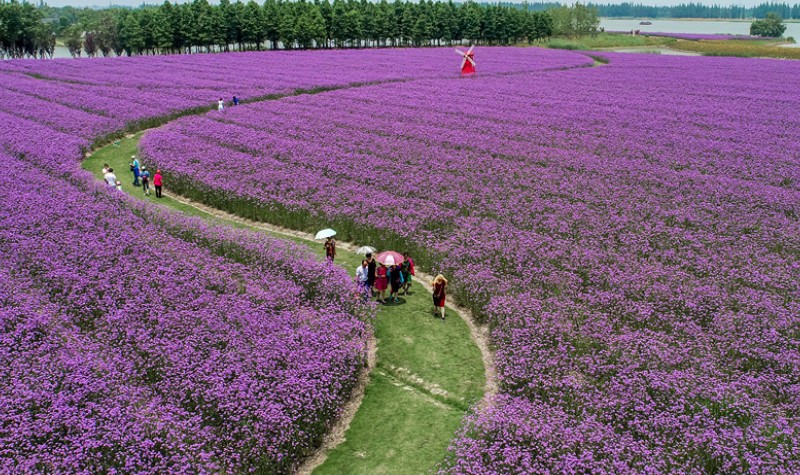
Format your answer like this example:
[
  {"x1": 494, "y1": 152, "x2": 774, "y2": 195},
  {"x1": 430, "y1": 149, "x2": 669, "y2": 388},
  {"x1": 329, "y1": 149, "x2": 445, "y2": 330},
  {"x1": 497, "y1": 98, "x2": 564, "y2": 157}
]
[{"x1": 84, "y1": 133, "x2": 494, "y2": 474}]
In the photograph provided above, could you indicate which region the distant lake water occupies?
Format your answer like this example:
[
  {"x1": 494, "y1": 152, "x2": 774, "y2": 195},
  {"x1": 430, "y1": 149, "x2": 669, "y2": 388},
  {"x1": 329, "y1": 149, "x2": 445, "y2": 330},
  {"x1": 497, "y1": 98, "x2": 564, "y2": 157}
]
[
  {"x1": 601, "y1": 18, "x2": 800, "y2": 39},
  {"x1": 27, "y1": 22, "x2": 800, "y2": 60}
]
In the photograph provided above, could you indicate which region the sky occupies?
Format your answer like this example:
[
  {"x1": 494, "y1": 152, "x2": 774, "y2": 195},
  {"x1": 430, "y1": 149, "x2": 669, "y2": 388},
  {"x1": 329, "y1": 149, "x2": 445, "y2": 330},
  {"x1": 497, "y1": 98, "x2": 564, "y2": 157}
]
[{"x1": 42, "y1": 0, "x2": 793, "y2": 8}]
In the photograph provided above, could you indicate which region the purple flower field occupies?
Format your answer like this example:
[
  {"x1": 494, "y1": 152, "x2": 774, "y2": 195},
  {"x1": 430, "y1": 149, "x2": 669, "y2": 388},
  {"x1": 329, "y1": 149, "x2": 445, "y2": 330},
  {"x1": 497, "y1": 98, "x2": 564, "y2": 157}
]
[
  {"x1": 1, "y1": 46, "x2": 798, "y2": 473},
  {"x1": 2, "y1": 47, "x2": 585, "y2": 473},
  {"x1": 0, "y1": 47, "x2": 589, "y2": 142},
  {"x1": 0, "y1": 153, "x2": 372, "y2": 473},
  {"x1": 140, "y1": 52, "x2": 800, "y2": 473}
]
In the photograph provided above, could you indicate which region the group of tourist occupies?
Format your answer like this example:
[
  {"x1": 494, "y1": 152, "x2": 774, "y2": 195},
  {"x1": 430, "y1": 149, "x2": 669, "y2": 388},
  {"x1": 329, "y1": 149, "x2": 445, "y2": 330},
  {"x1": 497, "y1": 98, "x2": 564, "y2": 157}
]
[
  {"x1": 129, "y1": 155, "x2": 163, "y2": 197},
  {"x1": 356, "y1": 251, "x2": 417, "y2": 305},
  {"x1": 344, "y1": 240, "x2": 449, "y2": 320},
  {"x1": 101, "y1": 156, "x2": 163, "y2": 198}
]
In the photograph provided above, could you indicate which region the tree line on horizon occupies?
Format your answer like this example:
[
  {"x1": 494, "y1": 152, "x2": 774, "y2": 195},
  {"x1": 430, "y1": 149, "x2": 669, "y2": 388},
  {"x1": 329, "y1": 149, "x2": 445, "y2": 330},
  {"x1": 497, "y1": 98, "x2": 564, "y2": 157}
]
[
  {"x1": 1, "y1": 0, "x2": 566, "y2": 59},
  {"x1": 582, "y1": 1, "x2": 800, "y2": 20},
  {"x1": 500, "y1": 1, "x2": 800, "y2": 20}
]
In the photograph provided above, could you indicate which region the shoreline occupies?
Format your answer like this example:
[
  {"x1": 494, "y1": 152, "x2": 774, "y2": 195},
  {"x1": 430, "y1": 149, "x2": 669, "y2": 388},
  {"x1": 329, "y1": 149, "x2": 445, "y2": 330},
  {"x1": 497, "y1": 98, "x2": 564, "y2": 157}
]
[{"x1": 601, "y1": 17, "x2": 800, "y2": 23}]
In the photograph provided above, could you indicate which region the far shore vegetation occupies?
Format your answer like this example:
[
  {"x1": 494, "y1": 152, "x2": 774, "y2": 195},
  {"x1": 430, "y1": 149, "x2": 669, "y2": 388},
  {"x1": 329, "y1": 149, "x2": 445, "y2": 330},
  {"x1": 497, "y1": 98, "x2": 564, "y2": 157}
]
[
  {"x1": 544, "y1": 32, "x2": 677, "y2": 50},
  {"x1": 670, "y1": 38, "x2": 800, "y2": 59},
  {"x1": 543, "y1": 31, "x2": 799, "y2": 60}
]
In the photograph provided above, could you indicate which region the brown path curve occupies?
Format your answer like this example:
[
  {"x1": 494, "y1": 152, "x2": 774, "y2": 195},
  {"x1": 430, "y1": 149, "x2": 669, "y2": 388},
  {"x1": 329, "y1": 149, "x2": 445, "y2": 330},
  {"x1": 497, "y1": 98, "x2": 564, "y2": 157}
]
[{"x1": 162, "y1": 193, "x2": 498, "y2": 473}]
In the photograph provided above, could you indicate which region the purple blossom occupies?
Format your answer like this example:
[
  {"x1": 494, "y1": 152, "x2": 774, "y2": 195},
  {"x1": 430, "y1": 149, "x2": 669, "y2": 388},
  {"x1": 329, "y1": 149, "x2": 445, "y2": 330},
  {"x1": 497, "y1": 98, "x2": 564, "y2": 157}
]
[
  {"x1": 2, "y1": 47, "x2": 799, "y2": 473},
  {"x1": 140, "y1": 52, "x2": 800, "y2": 473}
]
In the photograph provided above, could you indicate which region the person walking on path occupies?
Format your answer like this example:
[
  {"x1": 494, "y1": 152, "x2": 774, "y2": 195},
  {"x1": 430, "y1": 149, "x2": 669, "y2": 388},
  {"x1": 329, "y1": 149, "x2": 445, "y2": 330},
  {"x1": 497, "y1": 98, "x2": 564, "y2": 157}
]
[
  {"x1": 130, "y1": 155, "x2": 140, "y2": 186},
  {"x1": 366, "y1": 252, "x2": 376, "y2": 295},
  {"x1": 355, "y1": 260, "x2": 370, "y2": 302},
  {"x1": 104, "y1": 167, "x2": 117, "y2": 187},
  {"x1": 400, "y1": 252, "x2": 414, "y2": 295},
  {"x1": 232, "y1": 95, "x2": 239, "y2": 106},
  {"x1": 388, "y1": 264, "x2": 403, "y2": 303},
  {"x1": 324, "y1": 237, "x2": 336, "y2": 262},
  {"x1": 140, "y1": 166, "x2": 151, "y2": 196},
  {"x1": 153, "y1": 169, "x2": 163, "y2": 198},
  {"x1": 217, "y1": 98, "x2": 224, "y2": 111},
  {"x1": 431, "y1": 274, "x2": 448, "y2": 321},
  {"x1": 374, "y1": 263, "x2": 388, "y2": 304}
]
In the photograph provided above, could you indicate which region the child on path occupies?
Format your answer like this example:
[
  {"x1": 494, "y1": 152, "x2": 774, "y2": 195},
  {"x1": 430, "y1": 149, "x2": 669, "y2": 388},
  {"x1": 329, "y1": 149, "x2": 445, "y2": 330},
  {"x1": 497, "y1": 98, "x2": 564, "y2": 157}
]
[
  {"x1": 153, "y1": 169, "x2": 163, "y2": 198},
  {"x1": 431, "y1": 274, "x2": 448, "y2": 321},
  {"x1": 140, "y1": 166, "x2": 151, "y2": 196},
  {"x1": 115, "y1": 180, "x2": 123, "y2": 192}
]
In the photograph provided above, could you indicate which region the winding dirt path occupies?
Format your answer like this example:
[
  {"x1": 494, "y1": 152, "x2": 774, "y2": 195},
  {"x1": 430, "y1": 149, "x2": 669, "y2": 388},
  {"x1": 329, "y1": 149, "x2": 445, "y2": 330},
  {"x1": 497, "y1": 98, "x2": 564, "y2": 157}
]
[
  {"x1": 88, "y1": 113, "x2": 496, "y2": 475},
  {"x1": 165, "y1": 193, "x2": 498, "y2": 473},
  {"x1": 83, "y1": 59, "x2": 607, "y2": 469}
]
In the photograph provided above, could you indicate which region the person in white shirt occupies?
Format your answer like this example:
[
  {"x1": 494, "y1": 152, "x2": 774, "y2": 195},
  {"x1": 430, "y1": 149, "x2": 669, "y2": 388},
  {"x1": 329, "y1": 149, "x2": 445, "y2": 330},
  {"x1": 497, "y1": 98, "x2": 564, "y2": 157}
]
[
  {"x1": 355, "y1": 260, "x2": 370, "y2": 302},
  {"x1": 104, "y1": 168, "x2": 117, "y2": 187},
  {"x1": 115, "y1": 180, "x2": 123, "y2": 192},
  {"x1": 217, "y1": 98, "x2": 224, "y2": 111}
]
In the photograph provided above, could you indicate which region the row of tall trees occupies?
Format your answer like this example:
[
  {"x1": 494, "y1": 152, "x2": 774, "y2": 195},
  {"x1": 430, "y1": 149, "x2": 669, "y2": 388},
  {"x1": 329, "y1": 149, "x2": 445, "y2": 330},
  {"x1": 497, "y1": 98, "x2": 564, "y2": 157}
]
[
  {"x1": 0, "y1": 1, "x2": 54, "y2": 58},
  {"x1": 548, "y1": 3, "x2": 599, "y2": 37},
  {"x1": 585, "y1": 2, "x2": 800, "y2": 20},
  {"x1": 11, "y1": 0, "x2": 563, "y2": 58}
]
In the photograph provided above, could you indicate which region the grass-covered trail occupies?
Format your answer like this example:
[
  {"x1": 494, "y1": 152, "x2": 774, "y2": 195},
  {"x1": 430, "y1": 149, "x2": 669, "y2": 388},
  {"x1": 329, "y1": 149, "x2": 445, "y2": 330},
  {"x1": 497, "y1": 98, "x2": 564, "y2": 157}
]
[{"x1": 84, "y1": 134, "x2": 486, "y2": 474}]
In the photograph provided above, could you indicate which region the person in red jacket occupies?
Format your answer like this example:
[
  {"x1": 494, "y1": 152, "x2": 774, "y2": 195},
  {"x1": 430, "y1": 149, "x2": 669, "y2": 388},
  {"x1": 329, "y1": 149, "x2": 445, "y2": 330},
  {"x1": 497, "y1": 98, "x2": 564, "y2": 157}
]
[{"x1": 153, "y1": 169, "x2": 163, "y2": 198}]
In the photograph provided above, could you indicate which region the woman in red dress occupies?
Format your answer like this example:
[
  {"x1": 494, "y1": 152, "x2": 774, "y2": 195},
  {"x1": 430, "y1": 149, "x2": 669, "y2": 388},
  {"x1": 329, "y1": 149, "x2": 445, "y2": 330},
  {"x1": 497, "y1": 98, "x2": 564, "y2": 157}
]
[
  {"x1": 374, "y1": 263, "x2": 389, "y2": 304},
  {"x1": 431, "y1": 274, "x2": 448, "y2": 320}
]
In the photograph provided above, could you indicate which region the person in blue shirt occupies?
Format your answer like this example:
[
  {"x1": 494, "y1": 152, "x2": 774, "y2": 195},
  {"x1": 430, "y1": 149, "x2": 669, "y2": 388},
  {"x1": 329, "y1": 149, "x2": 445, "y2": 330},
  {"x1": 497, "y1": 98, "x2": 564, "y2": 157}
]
[
  {"x1": 140, "y1": 166, "x2": 151, "y2": 196},
  {"x1": 130, "y1": 155, "x2": 140, "y2": 186},
  {"x1": 233, "y1": 95, "x2": 240, "y2": 106},
  {"x1": 388, "y1": 264, "x2": 403, "y2": 303}
]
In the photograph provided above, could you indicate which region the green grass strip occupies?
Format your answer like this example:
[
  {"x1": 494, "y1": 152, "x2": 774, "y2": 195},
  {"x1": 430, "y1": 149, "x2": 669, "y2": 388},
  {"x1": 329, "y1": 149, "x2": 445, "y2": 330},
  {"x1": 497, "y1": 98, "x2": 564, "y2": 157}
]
[{"x1": 84, "y1": 134, "x2": 485, "y2": 475}]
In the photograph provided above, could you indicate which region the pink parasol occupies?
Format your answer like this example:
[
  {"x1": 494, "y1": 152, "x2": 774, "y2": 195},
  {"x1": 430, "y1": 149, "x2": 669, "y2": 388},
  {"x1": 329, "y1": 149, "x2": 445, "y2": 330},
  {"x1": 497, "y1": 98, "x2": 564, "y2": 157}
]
[{"x1": 375, "y1": 251, "x2": 404, "y2": 266}]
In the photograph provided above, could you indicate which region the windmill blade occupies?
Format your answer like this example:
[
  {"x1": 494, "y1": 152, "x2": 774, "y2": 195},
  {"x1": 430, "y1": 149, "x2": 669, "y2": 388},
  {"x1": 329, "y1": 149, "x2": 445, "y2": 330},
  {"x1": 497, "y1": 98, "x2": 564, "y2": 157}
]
[
  {"x1": 466, "y1": 55, "x2": 476, "y2": 67},
  {"x1": 467, "y1": 44, "x2": 475, "y2": 55},
  {"x1": 454, "y1": 48, "x2": 465, "y2": 56},
  {"x1": 461, "y1": 56, "x2": 467, "y2": 69}
]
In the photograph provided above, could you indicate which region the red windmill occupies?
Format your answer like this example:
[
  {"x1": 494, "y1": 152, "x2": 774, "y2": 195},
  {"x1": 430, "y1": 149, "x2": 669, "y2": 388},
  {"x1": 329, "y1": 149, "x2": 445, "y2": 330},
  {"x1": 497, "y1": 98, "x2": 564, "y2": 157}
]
[{"x1": 455, "y1": 45, "x2": 476, "y2": 76}]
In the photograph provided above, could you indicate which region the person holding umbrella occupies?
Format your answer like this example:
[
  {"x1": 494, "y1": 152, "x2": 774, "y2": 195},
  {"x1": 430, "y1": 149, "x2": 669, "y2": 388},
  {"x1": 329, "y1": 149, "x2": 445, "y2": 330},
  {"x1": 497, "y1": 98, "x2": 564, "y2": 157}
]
[
  {"x1": 324, "y1": 237, "x2": 336, "y2": 262},
  {"x1": 431, "y1": 274, "x2": 448, "y2": 321},
  {"x1": 315, "y1": 229, "x2": 337, "y2": 261}
]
